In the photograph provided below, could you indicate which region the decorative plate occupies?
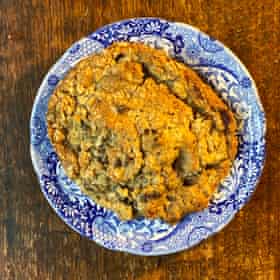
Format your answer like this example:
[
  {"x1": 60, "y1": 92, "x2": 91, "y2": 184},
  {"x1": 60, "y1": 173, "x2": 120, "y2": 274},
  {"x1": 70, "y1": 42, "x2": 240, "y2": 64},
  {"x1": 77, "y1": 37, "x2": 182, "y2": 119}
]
[{"x1": 30, "y1": 18, "x2": 266, "y2": 255}]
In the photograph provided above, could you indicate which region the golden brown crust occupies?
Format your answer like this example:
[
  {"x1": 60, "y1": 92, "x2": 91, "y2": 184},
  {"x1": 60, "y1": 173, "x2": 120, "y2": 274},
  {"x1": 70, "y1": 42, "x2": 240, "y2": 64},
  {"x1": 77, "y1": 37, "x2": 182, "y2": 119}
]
[{"x1": 47, "y1": 42, "x2": 238, "y2": 223}]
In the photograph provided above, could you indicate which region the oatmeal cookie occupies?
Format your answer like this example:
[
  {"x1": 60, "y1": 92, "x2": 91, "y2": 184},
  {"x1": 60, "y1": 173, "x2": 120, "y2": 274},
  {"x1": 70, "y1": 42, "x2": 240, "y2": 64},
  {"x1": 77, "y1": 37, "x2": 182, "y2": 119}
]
[{"x1": 47, "y1": 42, "x2": 238, "y2": 223}]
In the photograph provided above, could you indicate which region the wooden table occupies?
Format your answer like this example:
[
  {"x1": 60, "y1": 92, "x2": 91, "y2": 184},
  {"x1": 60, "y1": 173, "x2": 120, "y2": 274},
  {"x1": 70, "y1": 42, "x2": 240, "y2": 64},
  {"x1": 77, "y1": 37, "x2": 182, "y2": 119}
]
[{"x1": 1, "y1": 1, "x2": 279, "y2": 279}]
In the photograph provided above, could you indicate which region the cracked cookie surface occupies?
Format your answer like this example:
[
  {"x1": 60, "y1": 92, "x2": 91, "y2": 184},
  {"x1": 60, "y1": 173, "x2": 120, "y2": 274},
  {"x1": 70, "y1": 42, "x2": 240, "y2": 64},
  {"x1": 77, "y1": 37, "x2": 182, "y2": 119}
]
[{"x1": 47, "y1": 42, "x2": 238, "y2": 223}]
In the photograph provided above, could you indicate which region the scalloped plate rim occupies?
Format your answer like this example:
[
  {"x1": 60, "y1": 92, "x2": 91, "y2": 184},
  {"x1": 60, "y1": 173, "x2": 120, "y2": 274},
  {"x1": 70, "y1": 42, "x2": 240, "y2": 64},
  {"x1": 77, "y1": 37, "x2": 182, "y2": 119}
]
[{"x1": 30, "y1": 17, "x2": 266, "y2": 256}]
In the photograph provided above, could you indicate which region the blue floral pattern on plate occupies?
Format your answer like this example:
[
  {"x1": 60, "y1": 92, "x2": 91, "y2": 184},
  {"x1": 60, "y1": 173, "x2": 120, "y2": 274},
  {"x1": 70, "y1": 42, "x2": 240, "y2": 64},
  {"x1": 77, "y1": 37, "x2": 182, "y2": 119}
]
[{"x1": 30, "y1": 18, "x2": 266, "y2": 255}]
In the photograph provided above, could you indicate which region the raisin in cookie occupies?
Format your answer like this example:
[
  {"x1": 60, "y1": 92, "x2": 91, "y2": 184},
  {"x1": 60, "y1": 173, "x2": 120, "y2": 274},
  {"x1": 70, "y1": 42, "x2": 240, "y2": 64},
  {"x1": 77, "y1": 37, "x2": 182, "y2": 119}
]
[{"x1": 47, "y1": 42, "x2": 238, "y2": 223}]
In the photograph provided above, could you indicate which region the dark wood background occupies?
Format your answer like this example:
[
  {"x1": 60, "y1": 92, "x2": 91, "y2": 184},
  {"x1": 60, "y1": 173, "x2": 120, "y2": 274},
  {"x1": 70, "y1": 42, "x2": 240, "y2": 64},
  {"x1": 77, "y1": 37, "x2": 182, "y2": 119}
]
[{"x1": 0, "y1": 0, "x2": 279, "y2": 279}]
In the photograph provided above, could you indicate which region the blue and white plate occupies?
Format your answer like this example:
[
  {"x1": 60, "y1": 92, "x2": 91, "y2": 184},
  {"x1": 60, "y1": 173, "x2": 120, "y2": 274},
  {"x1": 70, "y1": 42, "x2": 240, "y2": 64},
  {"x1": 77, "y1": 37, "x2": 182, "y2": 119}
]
[{"x1": 30, "y1": 18, "x2": 266, "y2": 255}]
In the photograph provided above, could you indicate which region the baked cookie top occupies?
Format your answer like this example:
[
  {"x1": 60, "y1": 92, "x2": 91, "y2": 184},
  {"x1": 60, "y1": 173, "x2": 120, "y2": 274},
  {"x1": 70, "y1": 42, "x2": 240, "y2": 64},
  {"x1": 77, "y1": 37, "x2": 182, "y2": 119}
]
[{"x1": 47, "y1": 42, "x2": 238, "y2": 223}]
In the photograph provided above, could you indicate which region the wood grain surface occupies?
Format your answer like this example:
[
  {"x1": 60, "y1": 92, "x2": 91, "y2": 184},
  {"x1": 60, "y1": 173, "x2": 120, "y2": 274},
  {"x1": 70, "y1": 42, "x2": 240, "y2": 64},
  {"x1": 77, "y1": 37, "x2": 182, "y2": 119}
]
[{"x1": 0, "y1": 0, "x2": 279, "y2": 279}]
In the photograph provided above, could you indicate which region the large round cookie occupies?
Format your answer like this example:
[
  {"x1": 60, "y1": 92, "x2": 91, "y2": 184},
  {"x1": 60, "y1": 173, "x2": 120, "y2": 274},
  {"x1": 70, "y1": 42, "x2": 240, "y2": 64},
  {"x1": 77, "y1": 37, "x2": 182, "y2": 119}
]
[{"x1": 47, "y1": 42, "x2": 237, "y2": 223}]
